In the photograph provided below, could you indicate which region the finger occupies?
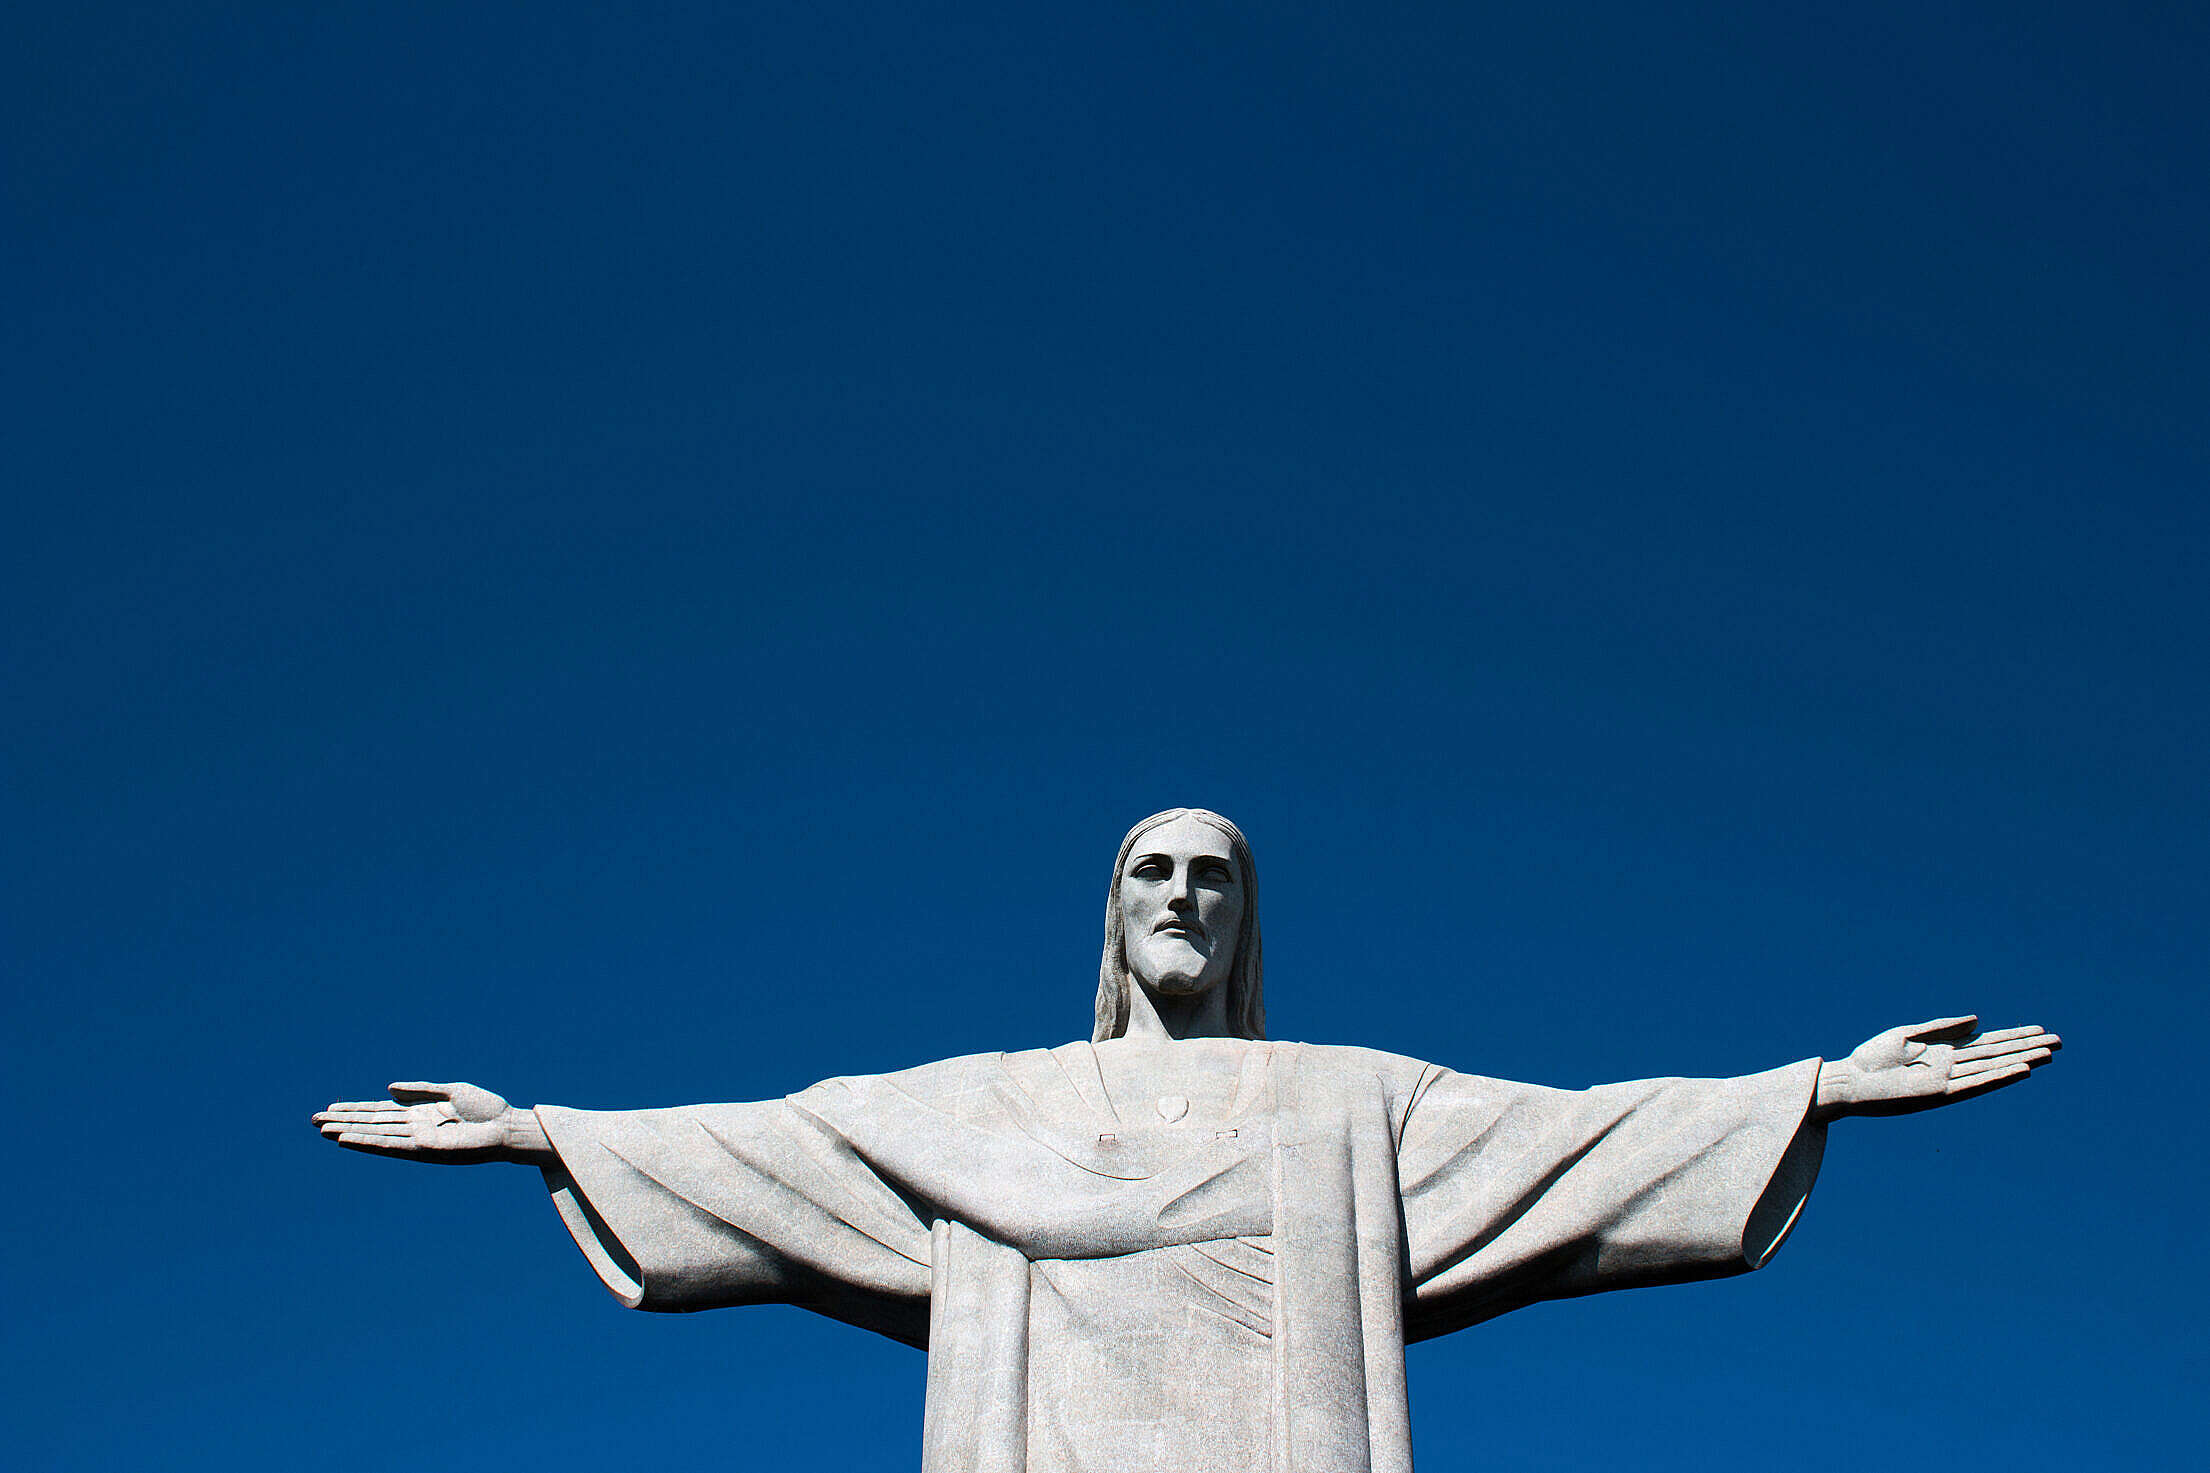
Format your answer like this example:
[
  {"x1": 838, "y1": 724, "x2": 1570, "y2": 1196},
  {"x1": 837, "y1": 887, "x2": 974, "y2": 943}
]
[
  {"x1": 324, "y1": 1100, "x2": 405, "y2": 1113},
  {"x1": 1953, "y1": 1046, "x2": 2050, "y2": 1073},
  {"x1": 334, "y1": 1134, "x2": 422, "y2": 1156},
  {"x1": 1944, "y1": 1061, "x2": 2029, "y2": 1097},
  {"x1": 388, "y1": 1082, "x2": 455, "y2": 1103},
  {"x1": 318, "y1": 1121, "x2": 415, "y2": 1139},
  {"x1": 324, "y1": 1123, "x2": 415, "y2": 1141},
  {"x1": 1952, "y1": 1025, "x2": 2040, "y2": 1050},
  {"x1": 313, "y1": 1109, "x2": 412, "y2": 1124},
  {"x1": 1951, "y1": 1049, "x2": 2047, "y2": 1078},
  {"x1": 1952, "y1": 1036, "x2": 2054, "y2": 1064},
  {"x1": 1951, "y1": 1048, "x2": 2052, "y2": 1079},
  {"x1": 1953, "y1": 1032, "x2": 2059, "y2": 1063},
  {"x1": 1906, "y1": 1015, "x2": 1979, "y2": 1042}
]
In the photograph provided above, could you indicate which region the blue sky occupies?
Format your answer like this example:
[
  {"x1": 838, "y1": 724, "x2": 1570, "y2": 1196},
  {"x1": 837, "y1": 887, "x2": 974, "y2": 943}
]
[{"x1": 5, "y1": 3, "x2": 2203, "y2": 1469}]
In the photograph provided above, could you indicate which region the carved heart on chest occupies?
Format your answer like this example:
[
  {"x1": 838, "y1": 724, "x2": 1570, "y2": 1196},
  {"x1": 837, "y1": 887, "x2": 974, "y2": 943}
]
[{"x1": 1154, "y1": 1095, "x2": 1190, "y2": 1123}]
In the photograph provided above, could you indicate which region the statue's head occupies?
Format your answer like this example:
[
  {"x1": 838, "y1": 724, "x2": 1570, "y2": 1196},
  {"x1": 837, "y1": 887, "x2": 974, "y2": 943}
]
[{"x1": 1093, "y1": 809, "x2": 1266, "y2": 1042}]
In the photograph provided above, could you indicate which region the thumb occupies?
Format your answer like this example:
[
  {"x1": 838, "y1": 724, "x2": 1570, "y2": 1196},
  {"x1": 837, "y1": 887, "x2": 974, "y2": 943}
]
[
  {"x1": 446, "y1": 1082, "x2": 512, "y2": 1121},
  {"x1": 388, "y1": 1081, "x2": 455, "y2": 1104}
]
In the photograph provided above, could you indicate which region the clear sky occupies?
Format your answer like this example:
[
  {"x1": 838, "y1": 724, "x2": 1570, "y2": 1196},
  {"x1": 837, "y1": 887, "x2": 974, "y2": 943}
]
[{"x1": 6, "y1": 4, "x2": 2203, "y2": 1470}]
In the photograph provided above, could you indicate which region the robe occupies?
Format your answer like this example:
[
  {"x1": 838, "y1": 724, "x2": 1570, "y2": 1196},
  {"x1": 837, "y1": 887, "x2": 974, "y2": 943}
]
[{"x1": 535, "y1": 1041, "x2": 1826, "y2": 1473}]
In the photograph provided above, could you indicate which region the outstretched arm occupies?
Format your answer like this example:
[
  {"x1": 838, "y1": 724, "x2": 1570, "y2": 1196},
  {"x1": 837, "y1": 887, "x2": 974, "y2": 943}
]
[
  {"x1": 1812, "y1": 1016, "x2": 2060, "y2": 1123},
  {"x1": 313, "y1": 1082, "x2": 556, "y2": 1164}
]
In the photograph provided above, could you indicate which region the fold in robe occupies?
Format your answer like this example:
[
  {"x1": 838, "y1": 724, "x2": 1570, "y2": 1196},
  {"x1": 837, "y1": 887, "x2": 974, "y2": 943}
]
[{"x1": 537, "y1": 1042, "x2": 1825, "y2": 1473}]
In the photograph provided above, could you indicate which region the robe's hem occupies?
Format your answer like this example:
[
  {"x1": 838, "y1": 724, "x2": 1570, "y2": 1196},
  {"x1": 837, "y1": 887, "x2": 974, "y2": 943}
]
[
  {"x1": 542, "y1": 1161, "x2": 646, "y2": 1307},
  {"x1": 1740, "y1": 1058, "x2": 1827, "y2": 1270},
  {"x1": 537, "y1": 1104, "x2": 651, "y2": 1308}
]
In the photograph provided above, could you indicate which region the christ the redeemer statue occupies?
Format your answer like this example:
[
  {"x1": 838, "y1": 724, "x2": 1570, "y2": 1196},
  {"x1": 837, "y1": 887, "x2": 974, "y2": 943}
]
[{"x1": 315, "y1": 809, "x2": 2059, "y2": 1473}]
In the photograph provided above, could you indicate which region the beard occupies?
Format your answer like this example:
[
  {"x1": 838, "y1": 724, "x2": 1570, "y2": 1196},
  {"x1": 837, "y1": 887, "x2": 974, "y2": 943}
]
[
  {"x1": 1130, "y1": 936, "x2": 1222, "y2": 997},
  {"x1": 1146, "y1": 968, "x2": 1212, "y2": 996}
]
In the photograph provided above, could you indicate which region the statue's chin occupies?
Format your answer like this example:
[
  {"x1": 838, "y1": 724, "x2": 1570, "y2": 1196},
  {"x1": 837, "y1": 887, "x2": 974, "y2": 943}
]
[
  {"x1": 1143, "y1": 972, "x2": 1212, "y2": 998},
  {"x1": 1128, "y1": 937, "x2": 1223, "y2": 999}
]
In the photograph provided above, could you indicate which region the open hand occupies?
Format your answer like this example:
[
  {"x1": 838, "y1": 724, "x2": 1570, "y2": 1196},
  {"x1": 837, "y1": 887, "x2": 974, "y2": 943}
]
[
  {"x1": 1816, "y1": 1016, "x2": 2061, "y2": 1120},
  {"x1": 313, "y1": 1082, "x2": 539, "y2": 1163}
]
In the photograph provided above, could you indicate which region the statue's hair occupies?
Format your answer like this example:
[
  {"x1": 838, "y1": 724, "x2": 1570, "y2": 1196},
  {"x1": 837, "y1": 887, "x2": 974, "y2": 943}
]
[{"x1": 1092, "y1": 809, "x2": 1266, "y2": 1042}]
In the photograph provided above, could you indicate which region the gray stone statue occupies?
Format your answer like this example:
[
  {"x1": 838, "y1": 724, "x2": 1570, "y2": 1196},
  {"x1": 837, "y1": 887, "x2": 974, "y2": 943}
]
[{"x1": 315, "y1": 808, "x2": 2059, "y2": 1473}]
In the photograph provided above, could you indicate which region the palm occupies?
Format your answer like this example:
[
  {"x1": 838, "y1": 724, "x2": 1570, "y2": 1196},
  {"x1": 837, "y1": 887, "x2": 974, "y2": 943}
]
[
  {"x1": 314, "y1": 1082, "x2": 512, "y2": 1161},
  {"x1": 1834, "y1": 1015, "x2": 2060, "y2": 1116}
]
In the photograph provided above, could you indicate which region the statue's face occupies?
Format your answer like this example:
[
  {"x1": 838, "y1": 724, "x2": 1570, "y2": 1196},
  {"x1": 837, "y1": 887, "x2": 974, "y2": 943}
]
[{"x1": 1118, "y1": 815, "x2": 1245, "y2": 999}]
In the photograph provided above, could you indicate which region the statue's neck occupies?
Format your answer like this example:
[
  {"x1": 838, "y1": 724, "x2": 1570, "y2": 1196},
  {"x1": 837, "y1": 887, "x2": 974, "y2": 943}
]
[{"x1": 1120, "y1": 979, "x2": 1233, "y2": 1044}]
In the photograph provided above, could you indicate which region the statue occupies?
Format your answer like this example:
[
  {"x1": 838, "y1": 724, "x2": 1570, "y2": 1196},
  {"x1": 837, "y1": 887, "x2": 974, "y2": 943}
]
[{"x1": 314, "y1": 808, "x2": 2060, "y2": 1472}]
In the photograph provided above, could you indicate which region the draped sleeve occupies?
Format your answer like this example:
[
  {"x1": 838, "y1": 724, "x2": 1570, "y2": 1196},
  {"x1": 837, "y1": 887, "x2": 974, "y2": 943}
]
[
  {"x1": 534, "y1": 1092, "x2": 936, "y2": 1345},
  {"x1": 529, "y1": 1045, "x2": 1277, "y2": 1349},
  {"x1": 1397, "y1": 1059, "x2": 1827, "y2": 1342}
]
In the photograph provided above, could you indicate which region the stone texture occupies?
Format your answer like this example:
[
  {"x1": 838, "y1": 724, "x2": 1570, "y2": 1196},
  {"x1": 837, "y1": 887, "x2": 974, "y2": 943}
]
[{"x1": 315, "y1": 807, "x2": 2061, "y2": 1472}]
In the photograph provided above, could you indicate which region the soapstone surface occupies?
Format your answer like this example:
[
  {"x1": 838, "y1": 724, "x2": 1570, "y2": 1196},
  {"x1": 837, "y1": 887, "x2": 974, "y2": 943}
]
[{"x1": 315, "y1": 808, "x2": 2060, "y2": 1472}]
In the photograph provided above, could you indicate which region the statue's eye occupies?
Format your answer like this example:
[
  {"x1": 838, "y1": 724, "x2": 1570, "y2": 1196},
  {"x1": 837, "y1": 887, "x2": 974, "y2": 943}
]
[{"x1": 1132, "y1": 860, "x2": 1169, "y2": 879}]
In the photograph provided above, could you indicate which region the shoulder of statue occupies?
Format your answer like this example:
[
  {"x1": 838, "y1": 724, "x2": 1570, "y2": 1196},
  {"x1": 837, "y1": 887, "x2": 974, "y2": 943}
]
[
  {"x1": 1279, "y1": 1041, "x2": 1440, "y2": 1092},
  {"x1": 790, "y1": 1047, "x2": 1017, "y2": 1103}
]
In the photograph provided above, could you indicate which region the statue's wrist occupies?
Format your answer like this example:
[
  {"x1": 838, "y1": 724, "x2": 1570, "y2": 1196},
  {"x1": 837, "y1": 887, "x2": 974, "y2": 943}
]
[
  {"x1": 502, "y1": 1106, "x2": 554, "y2": 1162},
  {"x1": 1813, "y1": 1061, "x2": 1859, "y2": 1121}
]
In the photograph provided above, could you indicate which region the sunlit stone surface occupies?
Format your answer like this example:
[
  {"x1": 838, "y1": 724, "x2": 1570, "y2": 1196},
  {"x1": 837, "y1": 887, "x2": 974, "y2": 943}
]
[{"x1": 316, "y1": 808, "x2": 2060, "y2": 1472}]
